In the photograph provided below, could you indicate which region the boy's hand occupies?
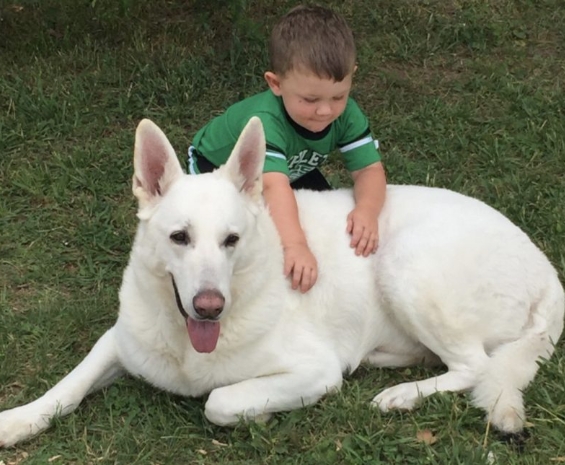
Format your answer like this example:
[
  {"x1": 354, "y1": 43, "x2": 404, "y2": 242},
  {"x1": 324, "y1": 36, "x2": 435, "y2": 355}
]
[
  {"x1": 348, "y1": 162, "x2": 386, "y2": 257},
  {"x1": 346, "y1": 206, "x2": 379, "y2": 257},
  {"x1": 283, "y1": 242, "x2": 318, "y2": 293}
]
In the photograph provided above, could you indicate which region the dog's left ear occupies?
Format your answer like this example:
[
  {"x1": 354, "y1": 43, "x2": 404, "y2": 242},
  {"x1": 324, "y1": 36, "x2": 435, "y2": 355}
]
[
  {"x1": 133, "y1": 119, "x2": 184, "y2": 212},
  {"x1": 222, "y1": 116, "x2": 266, "y2": 202}
]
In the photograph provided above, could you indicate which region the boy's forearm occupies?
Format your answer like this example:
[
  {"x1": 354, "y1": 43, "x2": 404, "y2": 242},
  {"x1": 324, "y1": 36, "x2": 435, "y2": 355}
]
[
  {"x1": 351, "y1": 162, "x2": 387, "y2": 214},
  {"x1": 263, "y1": 172, "x2": 308, "y2": 247}
]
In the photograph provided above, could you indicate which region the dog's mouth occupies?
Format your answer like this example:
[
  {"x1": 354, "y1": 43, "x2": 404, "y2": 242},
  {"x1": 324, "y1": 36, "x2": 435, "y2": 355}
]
[{"x1": 171, "y1": 276, "x2": 223, "y2": 354}]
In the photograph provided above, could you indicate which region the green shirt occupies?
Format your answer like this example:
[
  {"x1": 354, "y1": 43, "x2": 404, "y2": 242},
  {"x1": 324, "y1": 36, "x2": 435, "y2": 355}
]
[{"x1": 191, "y1": 90, "x2": 381, "y2": 181}]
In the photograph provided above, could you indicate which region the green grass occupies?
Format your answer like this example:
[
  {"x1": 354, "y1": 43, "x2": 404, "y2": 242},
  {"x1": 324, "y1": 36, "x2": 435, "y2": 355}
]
[{"x1": 1, "y1": 0, "x2": 564, "y2": 463}]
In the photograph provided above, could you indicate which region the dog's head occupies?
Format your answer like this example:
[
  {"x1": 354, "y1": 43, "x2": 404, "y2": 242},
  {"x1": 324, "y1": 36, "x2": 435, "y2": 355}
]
[{"x1": 132, "y1": 117, "x2": 267, "y2": 353}]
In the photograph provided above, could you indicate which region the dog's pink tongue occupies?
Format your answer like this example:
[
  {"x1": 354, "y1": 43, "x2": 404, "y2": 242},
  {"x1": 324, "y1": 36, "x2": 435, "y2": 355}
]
[{"x1": 187, "y1": 318, "x2": 220, "y2": 353}]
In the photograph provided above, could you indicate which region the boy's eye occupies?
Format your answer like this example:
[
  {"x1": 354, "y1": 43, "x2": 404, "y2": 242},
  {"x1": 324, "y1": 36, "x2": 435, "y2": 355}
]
[
  {"x1": 303, "y1": 97, "x2": 318, "y2": 103},
  {"x1": 333, "y1": 95, "x2": 345, "y2": 101}
]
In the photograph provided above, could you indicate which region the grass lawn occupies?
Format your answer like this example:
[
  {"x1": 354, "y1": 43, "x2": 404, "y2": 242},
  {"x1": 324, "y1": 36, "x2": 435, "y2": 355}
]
[{"x1": 1, "y1": 0, "x2": 564, "y2": 463}]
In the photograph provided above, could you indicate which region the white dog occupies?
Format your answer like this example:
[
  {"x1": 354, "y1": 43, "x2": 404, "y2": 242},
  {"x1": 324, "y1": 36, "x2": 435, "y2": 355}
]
[{"x1": 0, "y1": 118, "x2": 563, "y2": 447}]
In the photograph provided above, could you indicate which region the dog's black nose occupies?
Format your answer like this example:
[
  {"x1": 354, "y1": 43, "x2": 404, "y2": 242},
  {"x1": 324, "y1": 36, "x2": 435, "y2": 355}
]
[{"x1": 193, "y1": 289, "x2": 225, "y2": 319}]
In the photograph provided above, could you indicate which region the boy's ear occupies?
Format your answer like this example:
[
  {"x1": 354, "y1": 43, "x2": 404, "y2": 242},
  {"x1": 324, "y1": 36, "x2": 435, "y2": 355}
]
[{"x1": 264, "y1": 71, "x2": 282, "y2": 96}]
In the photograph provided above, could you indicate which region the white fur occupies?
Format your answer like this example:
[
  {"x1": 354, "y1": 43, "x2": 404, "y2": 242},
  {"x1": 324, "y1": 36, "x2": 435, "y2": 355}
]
[{"x1": 0, "y1": 117, "x2": 563, "y2": 447}]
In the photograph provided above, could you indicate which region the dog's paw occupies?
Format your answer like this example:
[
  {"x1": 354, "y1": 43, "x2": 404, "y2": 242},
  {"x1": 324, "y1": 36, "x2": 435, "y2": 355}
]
[
  {"x1": 489, "y1": 406, "x2": 525, "y2": 435},
  {"x1": 250, "y1": 412, "x2": 273, "y2": 424},
  {"x1": 0, "y1": 405, "x2": 51, "y2": 447},
  {"x1": 205, "y1": 389, "x2": 273, "y2": 427},
  {"x1": 371, "y1": 383, "x2": 421, "y2": 412}
]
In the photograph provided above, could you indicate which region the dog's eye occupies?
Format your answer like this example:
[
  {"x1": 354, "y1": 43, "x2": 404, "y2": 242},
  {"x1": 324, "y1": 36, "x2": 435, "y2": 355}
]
[
  {"x1": 170, "y1": 231, "x2": 189, "y2": 245},
  {"x1": 223, "y1": 234, "x2": 239, "y2": 248}
]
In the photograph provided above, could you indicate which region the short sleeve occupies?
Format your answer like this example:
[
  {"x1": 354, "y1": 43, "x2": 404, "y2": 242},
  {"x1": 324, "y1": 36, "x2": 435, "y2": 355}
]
[
  {"x1": 257, "y1": 113, "x2": 291, "y2": 176},
  {"x1": 338, "y1": 99, "x2": 382, "y2": 172}
]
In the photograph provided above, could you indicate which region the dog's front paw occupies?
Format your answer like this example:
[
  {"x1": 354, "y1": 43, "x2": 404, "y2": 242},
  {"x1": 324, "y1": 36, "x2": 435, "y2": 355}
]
[
  {"x1": 371, "y1": 383, "x2": 421, "y2": 412},
  {"x1": 204, "y1": 387, "x2": 272, "y2": 427},
  {"x1": 0, "y1": 404, "x2": 51, "y2": 447}
]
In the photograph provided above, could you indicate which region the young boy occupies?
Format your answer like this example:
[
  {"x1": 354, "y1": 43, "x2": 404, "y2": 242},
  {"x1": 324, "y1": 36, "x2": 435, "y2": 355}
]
[{"x1": 187, "y1": 5, "x2": 387, "y2": 293}]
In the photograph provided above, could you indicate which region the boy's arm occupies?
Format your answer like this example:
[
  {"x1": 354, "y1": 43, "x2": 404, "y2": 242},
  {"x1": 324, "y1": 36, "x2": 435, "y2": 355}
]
[
  {"x1": 263, "y1": 172, "x2": 318, "y2": 293},
  {"x1": 347, "y1": 161, "x2": 387, "y2": 256}
]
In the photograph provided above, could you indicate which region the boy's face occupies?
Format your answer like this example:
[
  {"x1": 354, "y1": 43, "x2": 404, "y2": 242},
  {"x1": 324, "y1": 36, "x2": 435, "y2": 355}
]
[{"x1": 265, "y1": 69, "x2": 353, "y2": 133}]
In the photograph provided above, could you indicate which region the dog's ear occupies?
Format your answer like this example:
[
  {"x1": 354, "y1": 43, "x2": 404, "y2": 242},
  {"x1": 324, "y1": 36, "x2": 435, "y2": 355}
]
[
  {"x1": 222, "y1": 116, "x2": 266, "y2": 202},
  {"x1": 132, "y1": 119, "x2": 184, "y2": 212}
]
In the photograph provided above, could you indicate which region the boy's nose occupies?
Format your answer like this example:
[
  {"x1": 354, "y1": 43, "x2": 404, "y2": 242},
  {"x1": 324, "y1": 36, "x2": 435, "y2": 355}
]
[{"x1": 315, "y1": 102, "x2": 332, "y2": 116}]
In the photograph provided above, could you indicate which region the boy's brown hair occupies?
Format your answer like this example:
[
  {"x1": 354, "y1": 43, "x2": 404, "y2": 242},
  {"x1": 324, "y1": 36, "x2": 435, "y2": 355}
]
[{"x1": 268, "y1": 5, "x2": 356, "y2": 82}]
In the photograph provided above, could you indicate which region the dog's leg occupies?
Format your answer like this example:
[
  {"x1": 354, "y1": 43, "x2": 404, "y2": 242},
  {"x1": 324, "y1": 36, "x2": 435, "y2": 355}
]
[
  {"x1": 364, "y1": 349, "x2": 442, "y2": 368},
  {"x1": 204, "y1": 362, "x2": 343, "y2": 426},
  {"x1": 0, "y1": 328, "x2": 123, "y2": 447},
  {"x1": 372, "y1": 345, "x2": 489, "y2": 412},
  {"x1": 371, "y1": 368, "x2": 476, "y2": 412}
]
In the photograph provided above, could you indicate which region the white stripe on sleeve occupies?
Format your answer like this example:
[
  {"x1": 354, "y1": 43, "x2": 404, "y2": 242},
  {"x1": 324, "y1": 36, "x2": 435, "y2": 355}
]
[
  {"x1": 339, "y1": 135, "x2": 374, "y2": 153},
  {"x1": 266, "y1": 150, "x2": 286, "y2": 160}
]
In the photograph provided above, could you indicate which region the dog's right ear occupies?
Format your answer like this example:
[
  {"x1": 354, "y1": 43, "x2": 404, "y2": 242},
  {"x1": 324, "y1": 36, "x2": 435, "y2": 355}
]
[
  {"x1": 133, "y1": 119, "x2": 184, "y2": 214},
  {"x1": 222, "y1": 116, "x2": 266, "y2": 203}
]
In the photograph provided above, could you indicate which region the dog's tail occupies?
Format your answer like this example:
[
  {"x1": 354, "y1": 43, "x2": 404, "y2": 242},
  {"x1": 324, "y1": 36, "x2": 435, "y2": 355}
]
[{"x1": 471, "y1": 273, "x2": 564, "y2": 433}]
